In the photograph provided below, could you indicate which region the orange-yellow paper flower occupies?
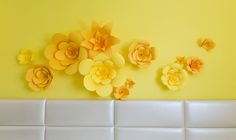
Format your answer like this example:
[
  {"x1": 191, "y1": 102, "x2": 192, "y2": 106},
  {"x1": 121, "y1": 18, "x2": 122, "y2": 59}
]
[
  {"x1": 114, "y1": 79, "x2": 135, "y2": 100},
  {"x1": 114, "y1": 86, "x2": 129, "y2": 100},
  {"x1": 128, "y1": 40, "x2": 156, "y2": 68},
  {"x1": 81, "y1": 21, "x2": 119, "y2": 58},
  {"x1": 17, "y1": 49, "x2": 34, "y2": 64},
  {"x1": 175, "y1": 56, "x2": 186, "y2": 66},
  {"x1": 26, "y1": 65, "x2": 53, "y2": 91},
  {"x1": 186, "y1": 56, "x2": 204, "y2": 74},
  {"x1": 78, "y1": 53, "x2": 126, "y2": 97},
  {"x1": 44, "y1": 33, "x2": 87, "y2": 75},
  {"x1": 161, "y1": 63, "x2": 188, "y2": 91},
  {"x1": 197, "y1": 38, "x2": 215, "y2": 51}
]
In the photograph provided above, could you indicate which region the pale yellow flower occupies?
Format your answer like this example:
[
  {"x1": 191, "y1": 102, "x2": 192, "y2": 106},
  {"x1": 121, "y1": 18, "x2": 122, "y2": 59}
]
[
  {"x1": 161, "y1": 63, "x2": 188, "y2": 91},
  {"x1": 78, "y1": 53, "x2": 126, "y2": 97},
  {"x1": 17, "y1": 49, "x2": 34, "y2": 64},
  {"x1": 186, "y1": 56, "x2": 203, "y2": 74},
  {"x1": 128, "y1": 40, "x2": 156, "y2": 68},
  {"x1": 44, "y1": 33, "x2": 87, "y2": 75},
  {"x1": 81, "y1": 21, "x2": 119, "y2": 58},
  {"x1": 197, "y1": 38, "x2": 215, "y2": 51},
  {"x1": 114, "y1": 86, "x2": 129, "y2": 100},
  {"x1": 26, "y1": 65, "x2": 53, "y2": 91}
]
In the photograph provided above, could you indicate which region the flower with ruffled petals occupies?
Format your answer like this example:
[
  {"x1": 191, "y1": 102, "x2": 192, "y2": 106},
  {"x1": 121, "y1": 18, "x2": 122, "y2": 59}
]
[
  {"x1": 161, "y1": 63, "x2": 188, "y2": 91},
  {"x1": 78, "y1": 53, "x2": 126, "y2": 97},
  {"x1": 186, "y1": 56, "x2": 203, "y2": 74},
  {"x1": 113, "y1": 79, "x2": 135, "y2": 100},
  {"x1": 128, "y1": 40, "x2": 156, "y2": 68},
  {"x1": 17, "y1": 49, "x2": 34, "y2": 64},
  {"x1": 197, "y1": 38, "x2": 215, "y2": 51},
  {"x1": 114, "y1": 86, "x2": 129, "y2": 100},
  {"x1": 81, "y1": 21, "x2": 119, "y2": 58},
  {"x1": 44, "y1": 33, "x2": 87, "y2": 75},
  {"x1": 175, "y1": 56, "x2": 186, "y2": 66},
  {"x1": 26, "y1": 65, "x2": 53, "y2": 91}
]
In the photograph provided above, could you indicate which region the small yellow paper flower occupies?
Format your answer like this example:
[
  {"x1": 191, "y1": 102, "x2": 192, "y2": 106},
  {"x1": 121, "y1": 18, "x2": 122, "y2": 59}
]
[
  {"x1": 78, "y1": 53, "x2": 126, "y2": 97},
  {"x1": 81, "y1": 21, "x2": 119, "y2": 58},
  {"x1": 17, "y1": 49, "x2": 34, "y2": 64},
  {"x1": 125, "y1": 79, "x2": 135, "y2": 89},
  {"x1": 197, "y1": 38, "x2": 215, "y2": 51},
  {"x1": 161, "y1": 63, "x2": 188, "y2": 91},
  {"x1": 186, "y1": 56, "x2": 203, "y2": 74},
  {"x1": 128, "y1": 40, "x2": 156, "y2": 68},
  {"x1": 26, "y1": 65, "x2": 53, "y2": 91},
  {"x1": 114, "y1": 86, "x2": 129, "y2": 100},
  {"x1": 44, "y1": 33, "x2": 87, "y2": 75}
]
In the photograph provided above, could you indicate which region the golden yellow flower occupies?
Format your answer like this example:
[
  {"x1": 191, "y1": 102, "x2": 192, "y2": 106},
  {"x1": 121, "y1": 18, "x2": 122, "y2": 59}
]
[
  {"x1": 161, "y1": 63, "x2": 188, "y2": 91},
  {"x1": 128, "y1": 40, "x2": 156, "y2": 68},
  {"x1": 26, "y1": 65, "x2": 53, "y2": 91},
  {"x1": 81, "y1": 21, "x2": 119, "y2": 58},
  {"x1": 78, "y1": 53, "x2": 126, "y2": 97},
  {"x1": 125, "y1": 79, "x2": 135, "y2": 89},
  {"x1": 114, "y1": 86, "x2": 129, "y2": 100},
  {"x1": 197, "y1": 38, "x2": 215, "y2": 51},
  {"x1": 17, "y1": 49, "x2": 34, "y2": 64},
  {"x1": 186, "y1": 56, "x2": 204, "y2": 74},
  {"x1": 44, "y1": 33, "x2": 87, "y2": 75}
]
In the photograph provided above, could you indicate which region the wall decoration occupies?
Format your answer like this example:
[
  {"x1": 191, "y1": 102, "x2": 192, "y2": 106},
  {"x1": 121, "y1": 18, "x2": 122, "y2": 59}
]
[{"x1": 197, "y1": 38, "x2": 215, "y2": 51}]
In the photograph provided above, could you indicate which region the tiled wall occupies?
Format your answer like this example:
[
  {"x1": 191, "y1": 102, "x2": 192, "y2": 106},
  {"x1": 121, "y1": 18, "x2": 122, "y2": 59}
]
[{"x1": 0, "y1": 100, "x2": 236, "y2": 140}]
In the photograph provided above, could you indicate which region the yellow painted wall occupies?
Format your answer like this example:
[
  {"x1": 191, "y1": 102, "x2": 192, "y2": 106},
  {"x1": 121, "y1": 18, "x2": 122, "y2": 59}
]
[{"x1": 0, "y1": 0, "x2": 235, "y2": 99}]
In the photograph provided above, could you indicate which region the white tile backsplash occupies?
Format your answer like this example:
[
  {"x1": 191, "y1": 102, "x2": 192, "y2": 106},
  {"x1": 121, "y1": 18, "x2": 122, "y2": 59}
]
[
  {"x1": 46, "y1": 100, "x2": 114, "y2": 126},
  {"x1": 46, "y1": 127, "x2": 113, "y2": 140},
  {"x1": 0, "y1": 100, "x2": 45, "y2": 125},
  {"x1": 0, "y1": 126, "x2": 44, "y2": 140},
  {"x1": 186, "y1": 101, "x2": 236, "y2": 127},
  {"x1": 186, "y1": 128, "x2": 236, "y2": 140},
  {"x1": 115, "y1": 128, "x2": 184, "y2": 140},
  {"x1": 115, "y1": 101, "x2": 184, "y2": 127},
  {"x1": 0, "y1": 100, "x2": 235, "y2": 140}
]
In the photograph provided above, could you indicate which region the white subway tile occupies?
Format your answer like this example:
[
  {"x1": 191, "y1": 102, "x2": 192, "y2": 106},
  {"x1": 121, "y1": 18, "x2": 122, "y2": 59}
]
[
  {"x1": 0, "y1": 100, "x2": 45, "y2": 125},
  {"x1": 186, "y1": 128, "x2": 236, "y2": 140},
  {"x1": 46, "y1": 127, "x2": 113, "y2": 140},
  {"x1": 46, "y1": 100, "x2": 114, "y2": 126},
  {"x1": 186, "y1": 101, "x2": 236, "y2": 127},
  {"x1": 115, "y1": 101, "x2": 184, "y2": 127},
  {"x1": 0, "y1": 126, "x2": 44, "y2": 140},
  {"x1": 115, "y1": 128, "x2": 184, "y2": 140}
]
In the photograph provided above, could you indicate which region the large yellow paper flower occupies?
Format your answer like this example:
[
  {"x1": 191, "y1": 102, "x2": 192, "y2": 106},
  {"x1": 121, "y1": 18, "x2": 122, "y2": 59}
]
[
  {"x1": 128, "y1": 40, "x2": 156, "y2": 68},
  {"x1": 161, "y1": 63, "x2": 188, "y2": 91},
  {"x1": 26, "y1": 65, "x2": 53, "y2": 91},
  {"x1": 44, "y1": 33, "x2": 87, "y2": 75},
  {"x1": 81, "y1": 21, "x2": 119, "y2": 58},
  {"x1": 78, "y1": 53, "x2": 126, "y2": 97}
]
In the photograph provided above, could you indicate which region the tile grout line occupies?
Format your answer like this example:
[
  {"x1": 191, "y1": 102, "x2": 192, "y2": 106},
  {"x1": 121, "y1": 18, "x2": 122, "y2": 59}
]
[
  {"x1": 113, "y1": 100, "x2": 116, "y2": 140},
  {"x1": 184, "y1": 100, "x2": 187, "y2": 140}
]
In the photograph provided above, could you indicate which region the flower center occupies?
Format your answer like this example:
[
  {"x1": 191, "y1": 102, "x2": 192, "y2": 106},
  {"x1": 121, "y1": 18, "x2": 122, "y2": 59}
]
[{"x1": 65, "y1": 46, "x2": 79, "y2": 59}]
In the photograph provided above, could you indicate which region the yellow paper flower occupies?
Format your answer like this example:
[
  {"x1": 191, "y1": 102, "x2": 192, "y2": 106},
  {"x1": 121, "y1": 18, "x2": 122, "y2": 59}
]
[
  {"x1": 26, "y1": 65, "x2": 53, "y2": 91},
  {"x1": 81, "y1": 21, "x2": 119, "y2": 58},
  {"x1": 114, "y1": 86, "x2": 129, "y2": 100},
  {"x1": 128, "y1": 40, "x2": 156, "y2": 68},
  {"x1": 186, "y1": 56, "x2": 203, "y2": 74},
  {"x1": 175, "y1": 56, "x2": 186, "y2": 66},
  {"x1": 161, "y1": 63, "x2": 188, "y2": 91},
  {"x1": 125, "y1": 79, "x2": 135, "y2": 89},
  {"x1": 17, "y1": 49, "x2": 34, "y2": 64},
  {"x1": 44, "y1": 33, "x2": 87, "y2": 75},
  {"x1": 197, "y1": 38, "x2": 215, "y2": 51},
  {"x1": 78, "y1": 53, "x2": 126, "y2": 97}
]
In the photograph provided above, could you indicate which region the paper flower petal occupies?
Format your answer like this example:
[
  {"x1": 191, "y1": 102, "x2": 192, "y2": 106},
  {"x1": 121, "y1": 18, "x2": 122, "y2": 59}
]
[
  {"x1": 44, "y1": 44, "x2": 57, "y2": 60},
  {"x1": 49, "y1": 59, "x2": 66, "y2": 70},
  {"x1": 52, "y1": 33, "x2": 67, "y2": 44},
  {"x1": 112, "y1": 53, "x2": 125, "y2": 68},
  {"x1": 84, "y1": 75, "x2": 96, "y2": 91},
  {"x1": 96, "y1": 84, "x2": 113, "y2": 97},
  {"x1": 79, "y1": 59, "x2": 94, "y2": 75},
  {"x1": 65, "y1": 62, "x2": 78, "y2": 75},
  {"x1": 112, "y1": 72, "x2": 126, "y2": 87}
]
